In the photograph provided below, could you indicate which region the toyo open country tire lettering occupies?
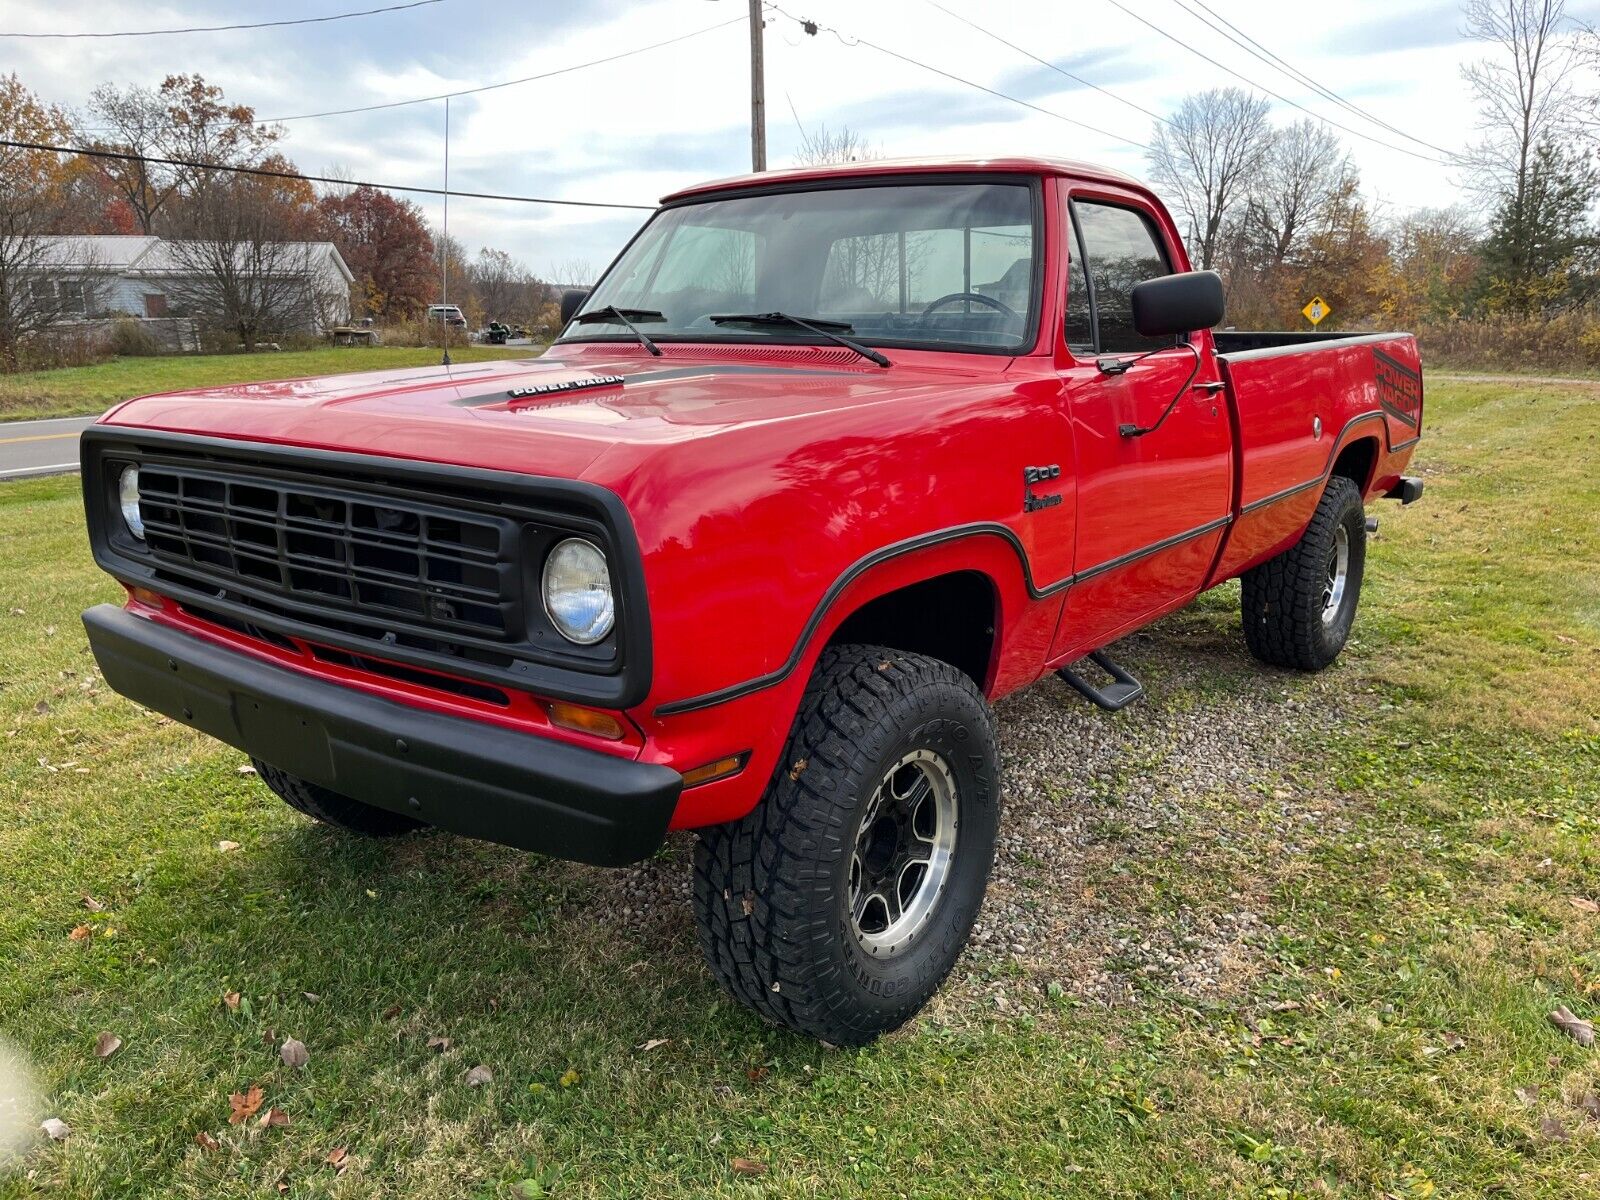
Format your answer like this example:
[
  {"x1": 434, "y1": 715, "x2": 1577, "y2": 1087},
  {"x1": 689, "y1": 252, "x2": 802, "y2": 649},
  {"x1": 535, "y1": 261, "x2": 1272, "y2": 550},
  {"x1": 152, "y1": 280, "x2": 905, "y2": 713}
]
[
  {"x1": 1240, "y1": 475, "x2": 1367, "y2": 671},
  {"x1": 693, "y1": 645, "x2": 1000, "y2": 1045},
  {"x1": 253, "y1": 758, "x2": 427, "y2": 837}
]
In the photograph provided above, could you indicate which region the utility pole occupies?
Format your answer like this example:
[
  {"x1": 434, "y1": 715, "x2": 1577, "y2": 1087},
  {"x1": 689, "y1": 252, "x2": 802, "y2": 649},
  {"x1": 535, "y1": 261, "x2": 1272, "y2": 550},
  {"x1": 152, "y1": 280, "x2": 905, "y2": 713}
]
[{"x1": 748, "y1": 0, "x2": 766, "y2": 171}]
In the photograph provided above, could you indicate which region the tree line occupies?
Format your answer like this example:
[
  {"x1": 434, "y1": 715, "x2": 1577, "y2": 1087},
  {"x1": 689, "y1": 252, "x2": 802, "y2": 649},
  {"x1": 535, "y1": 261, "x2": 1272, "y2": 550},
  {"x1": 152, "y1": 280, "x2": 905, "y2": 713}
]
[
  {"x1": 1146, "y1": 0, "x2": 1599, "y2": 334},
  {"x1": 0, "y1": 71, "x2": 560, "y2": 366}
]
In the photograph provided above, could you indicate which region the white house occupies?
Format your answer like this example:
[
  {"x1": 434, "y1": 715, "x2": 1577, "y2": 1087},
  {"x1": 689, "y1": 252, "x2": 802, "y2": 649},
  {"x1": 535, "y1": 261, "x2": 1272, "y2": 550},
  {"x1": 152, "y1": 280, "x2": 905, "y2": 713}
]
[{"x1": 31, "y1": 235, "x2": 353, "y2": 332}]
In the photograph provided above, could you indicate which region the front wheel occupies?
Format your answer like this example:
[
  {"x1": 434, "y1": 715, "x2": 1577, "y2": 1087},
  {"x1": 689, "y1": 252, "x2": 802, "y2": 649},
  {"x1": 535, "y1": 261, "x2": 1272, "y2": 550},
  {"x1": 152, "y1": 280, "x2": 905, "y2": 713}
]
[
  {"x1": 1240, "y1": 475, "x2": 1367, "y2": 671},
  {"x1": 692, "y1": 645, "x2": 1000, "y2": 1045}
]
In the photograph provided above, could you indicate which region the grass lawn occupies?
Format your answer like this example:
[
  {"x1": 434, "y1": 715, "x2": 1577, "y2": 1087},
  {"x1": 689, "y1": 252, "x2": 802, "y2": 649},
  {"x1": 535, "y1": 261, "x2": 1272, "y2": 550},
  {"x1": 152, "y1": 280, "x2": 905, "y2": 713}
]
[
  {"x1": 0, "y1": 346, "x2": 544, "y2": 423},
  {"x1": 1, "y1": 379, "x2": 1597, "y2": 1197}
]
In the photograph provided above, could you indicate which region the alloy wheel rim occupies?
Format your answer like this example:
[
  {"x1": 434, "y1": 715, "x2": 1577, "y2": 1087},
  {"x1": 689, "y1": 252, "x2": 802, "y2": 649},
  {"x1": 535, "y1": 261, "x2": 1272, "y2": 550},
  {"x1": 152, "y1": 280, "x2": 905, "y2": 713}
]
[
  {"x1": 1322, "y1": 523, "x2": 1351, "y2": 627},
  {"x1": 848, "y1": 749, "x2": 959, "y2": 956}
]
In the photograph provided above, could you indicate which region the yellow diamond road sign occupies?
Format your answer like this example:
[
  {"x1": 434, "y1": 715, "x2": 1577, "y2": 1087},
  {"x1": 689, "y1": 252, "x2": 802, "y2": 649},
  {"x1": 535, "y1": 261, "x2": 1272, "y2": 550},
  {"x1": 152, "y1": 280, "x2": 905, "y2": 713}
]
[{"x1": 1302, "y1": 296, "x2": 1332, "y2": 326}]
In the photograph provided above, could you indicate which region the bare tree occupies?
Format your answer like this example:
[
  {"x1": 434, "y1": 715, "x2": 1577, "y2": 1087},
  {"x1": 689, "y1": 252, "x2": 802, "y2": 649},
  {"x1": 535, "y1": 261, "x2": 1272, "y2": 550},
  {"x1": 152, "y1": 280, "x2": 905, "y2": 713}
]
[
  {"x1": 1250, "y1": 120, "x2": 1354, "y2": 266},
  {"x1": 162, "y1": 173, "x2": 323, "y2": 351},
  {"x1": 793, "y1": 122, "x2": 880, "y2": 166},
  {"x1": 546, "y1": 258, "x2": 597, "y2": 290},
  {"x1": 1146, "y1": 88, "x2": 1273, "y2": 271},
  {"x1": 470, "y1": 247, "x2": 531, "y2": 320},
  {"x1": 1460, "y1": 0, "x2": 1580, "y2": 202}
]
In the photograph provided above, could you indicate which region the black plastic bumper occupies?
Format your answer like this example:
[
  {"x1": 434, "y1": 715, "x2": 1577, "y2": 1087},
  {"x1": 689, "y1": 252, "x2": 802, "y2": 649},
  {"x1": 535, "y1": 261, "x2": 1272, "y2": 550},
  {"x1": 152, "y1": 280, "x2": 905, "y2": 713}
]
[
  {"x1": 82, "y1": 605, "x2": 682, "y2": 866},
  {"x1": 1384, "y1": 476, "x2": 1425, "y2": 505}
]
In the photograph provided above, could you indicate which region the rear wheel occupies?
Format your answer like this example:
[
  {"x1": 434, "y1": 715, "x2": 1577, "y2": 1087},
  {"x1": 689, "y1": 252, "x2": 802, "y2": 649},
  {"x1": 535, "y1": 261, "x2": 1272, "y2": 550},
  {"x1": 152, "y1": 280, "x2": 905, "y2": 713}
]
[
  {"x1": 1240, "y1": 475, "x2": 1366, "y2": 670},
  {"x1": 252, "y1": 759, "x2": 426, "y2": 837},
  {"x1": 692, "y1": 645, "x2": 999, "y2": 1045}
]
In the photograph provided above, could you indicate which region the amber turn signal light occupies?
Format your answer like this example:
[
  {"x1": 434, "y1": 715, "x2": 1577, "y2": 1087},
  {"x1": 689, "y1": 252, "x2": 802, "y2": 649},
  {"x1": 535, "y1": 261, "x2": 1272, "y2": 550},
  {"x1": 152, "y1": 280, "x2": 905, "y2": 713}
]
[
  {"x1": 544, "y1": 701, "x2": 625, "y2": 740},
  {"x1": 680, "y1": 753, "x2": 748, "y2": 789},
  {"x1": 128, "y1": 586, "x2": 165, "y2": 609}
]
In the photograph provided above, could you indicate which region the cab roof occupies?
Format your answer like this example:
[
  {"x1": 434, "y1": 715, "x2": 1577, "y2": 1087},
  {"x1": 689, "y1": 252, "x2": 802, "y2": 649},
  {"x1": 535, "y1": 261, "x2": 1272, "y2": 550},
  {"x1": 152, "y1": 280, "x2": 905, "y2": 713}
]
[{"x1": 659, "y1": 155, "x2": 1149, "y2": 205}]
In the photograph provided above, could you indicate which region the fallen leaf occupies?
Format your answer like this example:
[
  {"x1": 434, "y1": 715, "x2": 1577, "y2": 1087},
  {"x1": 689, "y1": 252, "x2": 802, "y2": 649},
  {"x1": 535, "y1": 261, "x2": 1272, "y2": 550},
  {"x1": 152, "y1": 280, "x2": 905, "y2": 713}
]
[
  {"x1": 426, "y1": 1037, "x2": 452, "y2": 1053},
  {"x1": 222, "y1": 992, "x2": 241, "y2": 1012},
  {"x1": 81, "y1": 894, "x2": 105, "y2": 912},
  {"x1": 228, "y1": 1085, "x2": 263, "y2": 1125},
  {"x1": 68, "y1": 924, "x2": 91, "y2": 942},
  {"x1": 746, "y1": 1066, "x2": 770, "y2": 1084},
  {"x1": 741, "y1": 891, "x2": 755, "y2": 917},
  {"x1": 258, "y1": 1107, "x2": 290, "y2": 1129},
  {"x1": 731, "y1": 1157, "x2": 768, "y2": 1177},
  {"x1": 464, "y1": 1065, "x2": 493, "y2": 1087},
  {"x1": 237, "y1": 764, "x2": 257, "y2": 776},
  {"x1": 301, "y1": 992, "x2": 319, "y2": 1003},
  {"x1": 279, "y1": 1038, "x2": 308, "y2": 1069},
  {"x1": 325, "y1": 1147, "x2": 348, "y2": 1170},
  {"x1": 33, "y1": 700, "x2": 50, "y2": 715},
  {"x1": 788, "y1": 758, "x2": 808, "y2": 780},
  {"x1": 637, "y1": 1038, "x2": 670, "y2": 1052},
  {"x1": 1569, "y1": 896, "x2": 1600, "y2": 914},
  {"x1": 381, "y1": 1004, "x2": 402, "y2": 1020},
  {"x1": 1441, "y1": 1031, "x2": 1466, "y2": 1052},
  {"x1": 94, "y1": 1032, "x2": 122, "y2": 1059},
  {"x1": 1576, "y1": 1092, "x2": 1600, "y2": 1122},
  {"x1": 1540, "y1": 1115, "x2": 1570, "y2": 1141},
  {"x1": 1516, "y1": 1086, "x2": 1542, "y2": 1105},
  {"x1": 40, "y1": 1117, "x2": 71, "y2": 1141},
  {"x1": 194, "y1": 1131, "x2": 220, "y2": 1152},
  {"x1": 216, "y1": 840, "x2": 240, "y2": 853},
  {"x1": 559, "y1": 1067, "x2": 580, "y2": 1088},
  {"x1": 1549, "y1": 1006, "x2": 1595, "y2": 1048}
]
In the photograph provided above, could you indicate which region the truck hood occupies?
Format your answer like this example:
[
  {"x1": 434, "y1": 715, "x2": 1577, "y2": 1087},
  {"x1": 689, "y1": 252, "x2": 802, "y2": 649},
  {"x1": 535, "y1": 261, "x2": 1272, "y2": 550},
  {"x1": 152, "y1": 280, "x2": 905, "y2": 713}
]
[{"x1": 102, "y1": 346, "x2": 998, "y2": 484}]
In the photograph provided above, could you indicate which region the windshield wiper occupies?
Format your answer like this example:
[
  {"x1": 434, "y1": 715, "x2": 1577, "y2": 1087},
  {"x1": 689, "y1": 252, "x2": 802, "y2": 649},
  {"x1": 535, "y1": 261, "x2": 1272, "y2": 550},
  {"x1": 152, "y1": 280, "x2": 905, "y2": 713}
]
[
  {"x1": 571, "y1": 306, "x2": 666, "y2": 357},
  {"x1": 708, "y1": 311, "x2": 891, "y2": 368}
]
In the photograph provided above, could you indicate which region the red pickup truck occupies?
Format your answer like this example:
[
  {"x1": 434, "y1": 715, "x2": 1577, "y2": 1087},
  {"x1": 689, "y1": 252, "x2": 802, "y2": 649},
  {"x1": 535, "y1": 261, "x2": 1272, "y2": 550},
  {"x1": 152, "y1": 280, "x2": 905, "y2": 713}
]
[{"x1": 80, "y1": 156, "x2": 1423, "y2": 1045}]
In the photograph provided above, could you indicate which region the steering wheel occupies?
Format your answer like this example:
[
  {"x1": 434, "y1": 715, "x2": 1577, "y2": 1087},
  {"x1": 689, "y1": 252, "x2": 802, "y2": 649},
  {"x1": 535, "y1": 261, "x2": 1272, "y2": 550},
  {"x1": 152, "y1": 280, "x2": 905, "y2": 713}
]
[{"x1": 918, "y1": 291, "x2": 1017, "y2": 321}]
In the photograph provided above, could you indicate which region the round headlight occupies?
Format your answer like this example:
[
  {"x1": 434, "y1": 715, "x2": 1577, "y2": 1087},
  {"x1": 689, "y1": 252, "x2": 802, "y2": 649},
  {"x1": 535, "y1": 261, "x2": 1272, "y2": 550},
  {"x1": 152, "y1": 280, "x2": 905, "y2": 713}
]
[
  {"x1": 118, "y1": 465, "x2": 144, "y2": 540},
  {"x1": 542, "y1": 538, "x2": 614, "y2": 645}
]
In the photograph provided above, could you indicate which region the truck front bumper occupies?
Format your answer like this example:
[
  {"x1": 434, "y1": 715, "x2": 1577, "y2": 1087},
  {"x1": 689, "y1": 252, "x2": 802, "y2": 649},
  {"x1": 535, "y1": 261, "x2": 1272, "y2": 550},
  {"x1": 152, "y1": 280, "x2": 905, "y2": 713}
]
[{"x1": 82, "y1": 605, "x2": 682, "y2": 866}]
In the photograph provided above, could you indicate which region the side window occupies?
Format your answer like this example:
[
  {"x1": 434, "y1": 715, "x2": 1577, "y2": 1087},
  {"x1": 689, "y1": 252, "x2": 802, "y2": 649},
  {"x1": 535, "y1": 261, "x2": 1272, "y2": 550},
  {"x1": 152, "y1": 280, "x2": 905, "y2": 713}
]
[{"x1": 1073, "y1": 200, "x2": 1174, "y2": 354}]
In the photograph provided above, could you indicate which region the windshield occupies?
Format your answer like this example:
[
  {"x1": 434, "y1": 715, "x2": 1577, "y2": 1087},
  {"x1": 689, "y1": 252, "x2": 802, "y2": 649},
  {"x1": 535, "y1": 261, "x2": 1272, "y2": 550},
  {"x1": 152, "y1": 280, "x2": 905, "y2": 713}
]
[{"x1": 561, "y1": 181, "x2": 1038, "y2": 353}]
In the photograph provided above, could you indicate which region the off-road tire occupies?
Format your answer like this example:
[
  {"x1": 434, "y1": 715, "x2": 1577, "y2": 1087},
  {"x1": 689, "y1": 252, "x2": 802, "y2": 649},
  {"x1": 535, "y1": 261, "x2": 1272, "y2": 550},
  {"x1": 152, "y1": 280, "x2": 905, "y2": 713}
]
[
  {"x1": 692, "y1": 645, "x2": 1000, "y2": 1046},
  {"x1": 251, "y1": 758, "x2": 426, "y2": 837},
  {"x1": 1240, "y1": 475, "x2": 1366, "y2": 671}
]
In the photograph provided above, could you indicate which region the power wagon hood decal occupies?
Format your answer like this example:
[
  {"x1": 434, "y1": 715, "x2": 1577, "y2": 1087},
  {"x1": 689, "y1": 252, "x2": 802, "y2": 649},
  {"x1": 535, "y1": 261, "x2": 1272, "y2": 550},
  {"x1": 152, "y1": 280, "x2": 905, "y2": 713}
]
[{"x1": 100, "y1": 351, "x2": 976, "y2": 486}]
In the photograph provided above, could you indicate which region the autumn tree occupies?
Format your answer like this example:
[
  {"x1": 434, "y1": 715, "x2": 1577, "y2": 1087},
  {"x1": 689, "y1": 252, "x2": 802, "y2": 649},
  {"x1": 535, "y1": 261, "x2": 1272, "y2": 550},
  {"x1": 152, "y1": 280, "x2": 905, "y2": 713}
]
[
  {"x1": 87, "y1": 74, "x2": 282, "y2": 235},
  {"x1": 1476, "y1": 140, "x2": 1598, "y2": 312},
  {"x1": 316, "y1": 185, "x2": 434, "y2": 320},
  {"x1": 1147, "y1": 88, "x2": 1272, "y2": 271},
  {"x1": 0, "y1": 74, "x2": 103, "y2": 369}
]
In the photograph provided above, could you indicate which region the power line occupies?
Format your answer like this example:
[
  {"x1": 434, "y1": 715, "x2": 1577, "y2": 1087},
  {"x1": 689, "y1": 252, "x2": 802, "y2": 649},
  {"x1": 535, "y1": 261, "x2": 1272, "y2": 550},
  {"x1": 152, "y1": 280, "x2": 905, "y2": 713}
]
[
  {"x1": 0, "y1": 139, "x2": 656, "y2": 210},
  {"x1": 765, "y1": 5, "x2": 1151, "y2": 152},
  {"x1": 1172, "y1": 0, "x2": 1456, "y2": 157},
  {"x1": 1100, "y1": 0, "x2": 1451, "y2": 165},
  {"x1": 258, "y1": 16, "x2": 746, "y2": 124},
  {"x1": 922, "y1": 0, "x2": 1169, "y2": 126},
  {"x1": 2, "y1": 0, "x2": 444, "y2": 39}
]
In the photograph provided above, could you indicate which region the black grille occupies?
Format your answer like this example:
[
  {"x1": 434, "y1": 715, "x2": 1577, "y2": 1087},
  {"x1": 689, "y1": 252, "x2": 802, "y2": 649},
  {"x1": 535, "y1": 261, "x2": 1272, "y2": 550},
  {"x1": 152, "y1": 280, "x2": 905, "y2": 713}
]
[{"x1": 138, "y1": 465, "x2": 518, "y2": 641}]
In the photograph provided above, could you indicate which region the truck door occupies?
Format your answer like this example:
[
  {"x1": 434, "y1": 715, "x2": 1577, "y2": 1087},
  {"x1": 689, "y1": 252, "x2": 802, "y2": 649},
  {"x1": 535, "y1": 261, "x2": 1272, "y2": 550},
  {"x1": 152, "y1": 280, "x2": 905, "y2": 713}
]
[{"x1": 1049, "y1": 195, "x2": 1234, "y2": 663}]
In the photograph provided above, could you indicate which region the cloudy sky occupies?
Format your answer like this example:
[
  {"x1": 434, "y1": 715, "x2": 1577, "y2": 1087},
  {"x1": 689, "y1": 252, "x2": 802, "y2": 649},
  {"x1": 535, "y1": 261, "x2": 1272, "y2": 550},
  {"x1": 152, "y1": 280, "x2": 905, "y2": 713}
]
[{"x1": 7, "y1": 0, "x2": 1600, "y2": 280}]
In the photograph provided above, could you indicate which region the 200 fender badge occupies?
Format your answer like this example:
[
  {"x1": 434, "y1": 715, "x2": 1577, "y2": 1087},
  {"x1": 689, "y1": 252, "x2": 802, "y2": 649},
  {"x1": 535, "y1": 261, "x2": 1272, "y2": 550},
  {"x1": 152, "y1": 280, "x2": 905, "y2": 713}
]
[{"x1": 506, "y1": 374, "x2": 625, "y2": 399}]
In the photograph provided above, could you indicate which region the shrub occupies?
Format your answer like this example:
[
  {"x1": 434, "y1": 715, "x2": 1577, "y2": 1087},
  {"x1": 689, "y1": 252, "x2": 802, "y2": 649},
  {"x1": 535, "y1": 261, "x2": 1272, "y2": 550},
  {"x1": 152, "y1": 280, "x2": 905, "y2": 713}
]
[
  {"x1": 108, "y1": 319, "x2": 161, "y2": 358},
  {"x1": 1416, "y1": 312, "x2": 1600, "y2": 373}
]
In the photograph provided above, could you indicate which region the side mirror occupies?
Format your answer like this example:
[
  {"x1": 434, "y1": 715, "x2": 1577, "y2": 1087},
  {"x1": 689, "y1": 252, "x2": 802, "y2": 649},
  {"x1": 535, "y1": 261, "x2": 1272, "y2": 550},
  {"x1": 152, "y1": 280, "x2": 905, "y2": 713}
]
[
  {"x1": 559, "y1": 289, "x2": 589, "y2": 325},
  {"x1": 1131, "y1": 271, "x2": 1225, "y2": 338}
]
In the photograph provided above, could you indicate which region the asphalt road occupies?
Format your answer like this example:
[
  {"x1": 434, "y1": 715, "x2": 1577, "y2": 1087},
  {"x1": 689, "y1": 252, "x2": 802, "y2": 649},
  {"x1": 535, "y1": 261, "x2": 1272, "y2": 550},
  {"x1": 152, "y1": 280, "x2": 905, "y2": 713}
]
[{"x1": 0, "y1": 415, "x2": 95, "y2": 480}]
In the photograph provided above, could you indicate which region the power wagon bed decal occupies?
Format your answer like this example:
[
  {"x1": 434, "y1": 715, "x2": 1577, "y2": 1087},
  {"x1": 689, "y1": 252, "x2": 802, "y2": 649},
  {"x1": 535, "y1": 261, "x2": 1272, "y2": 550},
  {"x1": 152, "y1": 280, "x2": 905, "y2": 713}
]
[{"x1": 1372, "y1": 347, "x2": 1422, "y2": 448}]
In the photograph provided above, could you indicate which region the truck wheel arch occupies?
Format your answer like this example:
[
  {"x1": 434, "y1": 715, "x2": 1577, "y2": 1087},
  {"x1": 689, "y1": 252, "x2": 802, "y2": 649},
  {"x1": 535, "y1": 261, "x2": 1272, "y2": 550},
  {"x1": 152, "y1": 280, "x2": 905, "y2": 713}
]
[
  {"x1": 825, "y1": 570, "x2": 1000, "y2": 691},
  {"x1": 1330, "y1": 435, "x2": 1381, "y2": 496}
]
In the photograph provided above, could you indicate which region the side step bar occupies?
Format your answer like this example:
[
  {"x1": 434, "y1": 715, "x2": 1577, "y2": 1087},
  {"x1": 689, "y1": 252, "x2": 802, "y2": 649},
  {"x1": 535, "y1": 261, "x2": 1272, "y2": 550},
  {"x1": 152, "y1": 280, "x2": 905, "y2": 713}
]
[{"x1": 1057, "y1": 650, "x2": 1144, "y2": 712}]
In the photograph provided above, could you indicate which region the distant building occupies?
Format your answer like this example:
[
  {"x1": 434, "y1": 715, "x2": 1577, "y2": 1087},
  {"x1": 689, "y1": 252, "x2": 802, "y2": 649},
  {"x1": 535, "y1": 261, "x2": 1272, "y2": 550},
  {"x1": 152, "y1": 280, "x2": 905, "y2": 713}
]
[{"x1": 31, "y1": 235, "x2": 353, "y2": 332}]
